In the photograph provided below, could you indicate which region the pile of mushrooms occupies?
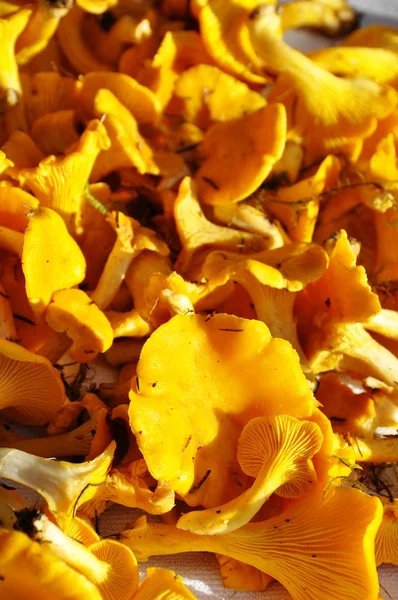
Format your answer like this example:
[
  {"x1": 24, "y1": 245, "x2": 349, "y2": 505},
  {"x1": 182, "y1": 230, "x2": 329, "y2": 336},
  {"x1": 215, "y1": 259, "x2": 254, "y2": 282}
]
[{"x1": 0, "y1": 0, "x2": 397, "y2": 598}]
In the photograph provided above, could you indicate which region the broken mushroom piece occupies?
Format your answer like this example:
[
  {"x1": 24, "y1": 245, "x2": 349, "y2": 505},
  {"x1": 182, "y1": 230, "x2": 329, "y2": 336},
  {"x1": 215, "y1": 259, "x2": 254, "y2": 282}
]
[
  {"x1": 0, "y1": 442, "x2": 115, "y2": 526},
  {"x1": 121, "y1": 486, "x2": 382, "y2": 600},
  {"x1": 177, "y1": 414, "x2": 322, "y2": 535},
  {"x1": 375, "y1": 499, "x2": 398, "y2": 566},
  {"x1": 22, "y1": 207, "x2": 86, "y2": 321},
  {"x1": 14, "y1": 510, "x2": 139, "y2": 600},
  {"x1": 0, "y1": 339, "x2": 67, "y2": 425},
  {"x1": 45, "y1": 289, "x2": 113, "y2": 363},
  {"x1": 0, "y1": 527, "x2": 103, "y2": 599},
  {"x1": 0, "y1": 8, "x2": 32, "y2": 114},
  {"x1": 194, "y1": 103, "x2": 286, "y2": 205},
  {"x1": 129, "y1": 313, "x2": 317, "y2": 508}
]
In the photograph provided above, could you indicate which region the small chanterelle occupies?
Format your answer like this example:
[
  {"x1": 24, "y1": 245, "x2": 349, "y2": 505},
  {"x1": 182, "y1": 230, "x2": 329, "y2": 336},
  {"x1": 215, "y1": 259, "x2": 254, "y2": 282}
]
[{"x1": 0, "y1": 0, "x2": 397, "y2": 599}]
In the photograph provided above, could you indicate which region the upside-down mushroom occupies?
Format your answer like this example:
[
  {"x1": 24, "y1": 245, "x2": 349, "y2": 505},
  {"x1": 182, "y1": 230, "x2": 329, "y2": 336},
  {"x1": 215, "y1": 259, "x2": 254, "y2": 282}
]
[
  {"x1": 121, "y1": 486, "x2": 382, "y2": 600},
  {"x1": 0, "y1": 339, "x2": 67, "y2": 425},
  {"x1": 0, "y1": 443, "x2": 115, "y2": 526},
  {"x1": 129, "y1": 313, "x2": 317, "y2": 508},
  {"x1": 177, "y1": 414, "x2": 322, "y2": 535},
  {"x1": 375, "y1": 499, "x2": 398, "y2": 566},
  {"x1": 0, "y1": 8, "x2": 32, "y2": 114},
  {"x1": 13, "y1": 510, "x2": 139, "y2": 600},
  {"x1": 194, "y1": 103, "x2": 286, "y2": 205}
]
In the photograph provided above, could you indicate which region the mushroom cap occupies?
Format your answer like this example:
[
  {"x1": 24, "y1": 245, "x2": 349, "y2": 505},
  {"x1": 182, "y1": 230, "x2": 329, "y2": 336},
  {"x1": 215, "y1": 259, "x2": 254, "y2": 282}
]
[
  {"x1": 174, "y1": 64, "x2": 266, "y2": 128},
  {"x1": 129, "y1": 313, "x2": 317, "y2": 507},
  {"x1": 194, "y1": 103, "x2": 286, "y2": 205},
  {"x1": 177, "y1": 414, "x2": 323, "y2": 534},
  {"x1": 46, "y1": 289, "x2": 113, "y2": 363},
  {"x1": 22, "y1": 207, "x2": 86, "y2": 321},
  {"x1": 0, "y1": 338, "x2": 67, "y2": 425}
]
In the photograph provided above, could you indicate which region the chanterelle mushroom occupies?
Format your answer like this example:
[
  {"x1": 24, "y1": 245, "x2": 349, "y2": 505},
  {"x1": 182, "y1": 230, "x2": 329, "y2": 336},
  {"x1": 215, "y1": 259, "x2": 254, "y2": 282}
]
[
  {"x1": 121, "y1": 486, "x2": 382, "y2": 600},
  {"x1": 177, "y1": 414, "x2": 323, "y2": 534},
  {"x1": 129, "y1": 313, "x2": 317, "y2": 508}
]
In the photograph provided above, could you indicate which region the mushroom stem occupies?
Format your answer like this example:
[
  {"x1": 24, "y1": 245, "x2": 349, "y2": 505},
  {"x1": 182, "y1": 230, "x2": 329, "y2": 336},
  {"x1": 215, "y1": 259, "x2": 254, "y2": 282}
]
[
  {"x1": 90, "y1": 233, "x2": 139, "y2": 310},
  {"x1": 0, "y1": 443, "x2": 115, "y2": 525},
  {"x1": 0, "y1": 410, "x2": 106, "y2": 458},
  {"x1": 350, "y1": 436, "x2": 398, "y2": 464},
  {"x1": 33, "y1": 513, "x2": 110, "y2": 582},
  {"x1": 36, "y1": 331, "x2": 72, "y2": 364}
]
